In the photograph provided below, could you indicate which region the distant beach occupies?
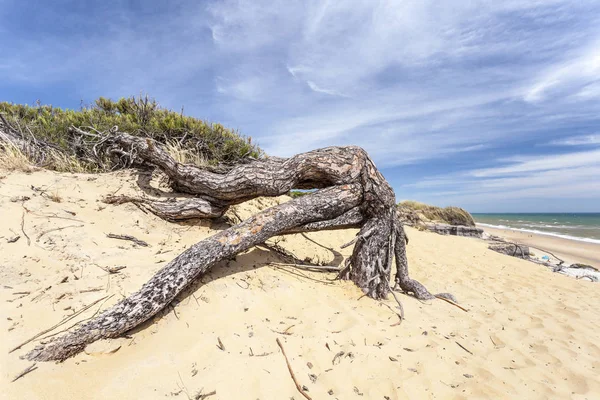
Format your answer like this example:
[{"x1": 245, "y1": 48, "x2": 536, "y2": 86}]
[{"x1": 476, "y1": 221, "x2": 600, "y2": 268}]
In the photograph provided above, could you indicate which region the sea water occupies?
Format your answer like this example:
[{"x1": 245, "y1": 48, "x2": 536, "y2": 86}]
[{"x1": 472, "y1": 213, "x2": 600, "y2": 244}]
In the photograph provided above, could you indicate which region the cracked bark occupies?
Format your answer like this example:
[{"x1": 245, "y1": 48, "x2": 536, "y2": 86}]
[{"x1": 24, "y1": 130, "x2": 451, "y2": 362}]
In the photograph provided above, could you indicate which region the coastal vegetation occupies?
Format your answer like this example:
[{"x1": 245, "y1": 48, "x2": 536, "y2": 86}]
[
  {"x1": 0, "y1": 96, "x2": 261, "y2": 172},
  {"x1": 398, "y1": 200, "x2": 476, "y2": 227}
]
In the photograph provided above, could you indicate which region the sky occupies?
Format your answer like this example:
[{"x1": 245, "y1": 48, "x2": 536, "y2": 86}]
[{"x1": 1, "y1": 0, "x2": 600, "y2": 212}]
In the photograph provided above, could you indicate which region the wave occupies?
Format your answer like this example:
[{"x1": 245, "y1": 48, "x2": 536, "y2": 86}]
[
  {"x1": 514, "y1": 223, "x2": 595, "y2": 230},
  {"x1": 476, "y1": 223, "x2": 600, "y2": 244}
]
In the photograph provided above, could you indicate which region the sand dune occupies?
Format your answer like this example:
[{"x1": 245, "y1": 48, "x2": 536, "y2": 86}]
[{"x1": 1, "y1": 169, "x2": 599, "y2": 399}]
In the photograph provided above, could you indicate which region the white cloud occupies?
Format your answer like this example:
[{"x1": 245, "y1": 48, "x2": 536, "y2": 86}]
[
  {"x1": 548, "y1": 134, "x2": 600, "y2": 146},
  {"x1": 470, "y1": 149, "x2": 600, "y2": 177},
  {"x1": 3, "y1": 0, "x2": 600, "y2": 210},
  {"x1": 524, "y1": 40, "x2": 600, "y2": 103},
  {"x1": 405, "y1": 149, "x2": 600, "y2": 208}
]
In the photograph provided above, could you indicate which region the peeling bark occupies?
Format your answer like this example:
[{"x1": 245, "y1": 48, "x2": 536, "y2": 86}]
[{"x1": 23, "y1": 130, "x2": 452, "y2": 362}]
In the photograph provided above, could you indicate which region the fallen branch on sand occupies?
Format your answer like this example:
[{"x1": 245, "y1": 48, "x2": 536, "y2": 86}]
[
  {"x1": 106, "y1": 233, "x2": 149, "y2": 247},
  {"x1": 276, "y1": 338, "x2": 312, "y2": 400}
]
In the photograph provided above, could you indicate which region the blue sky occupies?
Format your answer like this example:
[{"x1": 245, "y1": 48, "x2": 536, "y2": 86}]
[{"x1": 2, "y1": 0, "x2": 600, "y2": 212}]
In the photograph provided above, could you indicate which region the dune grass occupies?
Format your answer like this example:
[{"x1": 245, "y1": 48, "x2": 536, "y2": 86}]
[
  {"x1": 398, "y1": 200, "x2": 475, "y2": 226},
  {"x1": 0, "y1": 142, "x2": 35, "y2": 172}
]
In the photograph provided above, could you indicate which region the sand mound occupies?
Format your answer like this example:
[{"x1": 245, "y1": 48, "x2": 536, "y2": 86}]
[{"x1": 1, "y1": 169, "x2": 599, "y2": 399}]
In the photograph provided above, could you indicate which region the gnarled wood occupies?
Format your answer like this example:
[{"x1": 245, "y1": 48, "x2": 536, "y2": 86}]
[{"x1": 21, "y1": 129, "x2": 453, "y2": 362}]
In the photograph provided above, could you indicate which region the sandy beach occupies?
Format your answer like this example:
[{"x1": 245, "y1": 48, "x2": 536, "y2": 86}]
[
  {"x1": 2, "y1": 169, "x2": 600, "y2": 399},
  {"x1": 480, "y1": 225, "x2": 600, "y2": 269}
]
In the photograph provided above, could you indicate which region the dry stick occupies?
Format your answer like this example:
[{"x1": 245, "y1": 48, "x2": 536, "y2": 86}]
[
  {"x1": 259, "y1": 243, "x2": 339, "y2": 271},
  {"x1": 20, "y1": 207, "x2": 31, "y2": 246},
  {"x1": 38, "y1": 295, "x2": 115, "y2": 342},
  {"x1": 379, "y1": 301, "x2": 403, "y2": 326},
  {"x1": 269, "y1": 261, "x2": 341, "y2": 272},
  {"x1": 31, "y1": 213, "x2": 85, "y2": 223},
  {"x1": 276, "y1": 338, "x2": 313, "y2": 400},
  {"x1": 269, "y1": 264, "x2": 335, "y2": 285},
  {"x1": 381, "y1": 271, "x2": 404, "y2": 326},
  {"x1": 435, "y1": 294, "x2": 469, "y2": 312},
  {"x1": 11, "y1": 363, "x2": 37, "y2": 382},
  {"x1": 197, "y1": 391, "x2": 217, "y2": 399},
  {"x1": 36, "y1": 224, "x2": 84, "y2": 241},
  {"x1": 106, "y1": 233, "x2": 149, "y2": 247},
  {"x1": 9, "y1": 295, "x2": 108, "y2": 353},
  {"x1": 455, "y1": 341, "x2": 474, "y2": 356}
]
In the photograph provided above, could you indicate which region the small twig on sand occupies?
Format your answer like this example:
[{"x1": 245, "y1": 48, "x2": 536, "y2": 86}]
[
  {"x1": 36, "y1": 224, "x2": 84, "y2": 241},
  {"x1": 269, "y1": 264, "x2": 335, "y2": 285},
  {"x1": 216, "y1": 337, "x2": 226, "y2": 351},
  {"x1": 379, "y1": 301, "x2": 403, "y2": 326},
  {"x1": 80, "y1": 287, "x2": 103, "y2": 293},
  {"x1": 196, "y1": 390, "x2": 217, "y2": 400},
  {"x1": 94, "y1": 264, "x2": 127, "y2": 274},
  {"x1": 389, "y1": 289, "x2": 405, "y2": 325},
  {"x1": 21, "y1": 206, "x2": 31, "y2": 246},
  {"x1": 270, "y1": 325, "x2": 296, "y2": 336},
  {"x1": 259, "y1": 242, "x2": 334, "y2": 269},
  {"x1": 455, "y1": 341, "x2": 474, "y2": 355},
  {"x1": 38, "y1": 295, "x2": 115, "y2": 341},
  {"x1": 9, "y1": 295, "x2": 108, "y2": 353},
  {"x1": 435, "y1": 295, "x2": 469, "y2": 312},
  {"x1": 276, "y1": 338, "x2": 312, "y2": 400},
  {"x1": 106, "y1": 233, "x2": 149, "y2": 247},
  {"x1": 11, "y1": 363, "x2": 37, "y2": 382}
]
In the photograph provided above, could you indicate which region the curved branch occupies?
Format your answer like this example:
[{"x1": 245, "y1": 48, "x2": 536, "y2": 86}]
[
  {"x1": 108, "y1": 131, "x2": 368, "y2": 202},
  {"x1": 103, "y1": 195, "x2": 227, "y2": 220}
]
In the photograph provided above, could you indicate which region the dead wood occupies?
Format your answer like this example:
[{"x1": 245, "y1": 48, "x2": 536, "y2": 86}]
[
  {"x1": 20, "y1": 206, "x2": 31, "y2": 246},
  {"x1": 106, "y1": 233, "x2": 149, "y2": 247},
  {"x1": 22, "y1": 130, "x2": 452, "y2": 362},
  {"x1": 276, "y1": 338, "x2": 312, "y2": 400},
  {"x1": 11, "y1": 363, "x2": 38, "y2": 382}
]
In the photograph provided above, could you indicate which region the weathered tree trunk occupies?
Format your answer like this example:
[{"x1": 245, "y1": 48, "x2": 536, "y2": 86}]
[{"x1": 23, "y1": 130, "x2": 452, "y2": 362}]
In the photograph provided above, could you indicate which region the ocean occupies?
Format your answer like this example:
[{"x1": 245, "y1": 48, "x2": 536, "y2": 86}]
[{"x1": 472, "y1": 213, "x2": 600, "y2": 244}]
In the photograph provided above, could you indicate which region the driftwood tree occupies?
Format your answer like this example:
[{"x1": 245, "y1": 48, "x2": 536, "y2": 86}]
[{"x1": 6, "y1": 128, "x2": 454, "y2": 362}]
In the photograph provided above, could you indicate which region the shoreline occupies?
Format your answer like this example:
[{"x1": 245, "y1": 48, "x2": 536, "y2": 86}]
[{"x1": 478, "y1": 224, "x2": 600, "y2": 268}]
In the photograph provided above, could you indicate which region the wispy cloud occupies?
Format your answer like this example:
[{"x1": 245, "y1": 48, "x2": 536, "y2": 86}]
[
  {"x1": 2, "y1": 0, "x2": 600, "y2": 211},
  {"x1": 404, "y1": 149, "x2": 600, "y2": 211},
  {"x1": 547, "y1": 135, "x2": 600, "y2": 146}
]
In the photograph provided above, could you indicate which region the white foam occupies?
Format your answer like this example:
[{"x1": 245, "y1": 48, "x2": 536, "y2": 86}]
[{"x1": 476, "y1": 223, "x2": 600, "y2": 245}]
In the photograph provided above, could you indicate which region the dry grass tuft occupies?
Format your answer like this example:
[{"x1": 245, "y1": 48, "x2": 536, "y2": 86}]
[
  {"x1": 0, "y1": 144, "x2": 36, "y2": 173},
  {"x1": 45, "y1": 150, "x2": 89, "y2": 173},
  {"x1": 165, "y1": 141, "x2": 208, "y2": 168},
  {"x1": 48, "y1": 191, "x2": 62, "y2": 203}
]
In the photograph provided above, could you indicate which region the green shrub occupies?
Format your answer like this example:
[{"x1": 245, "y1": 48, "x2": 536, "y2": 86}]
[{"x1": 0, "y1": 95, "x2": 262, "y2": 172}]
